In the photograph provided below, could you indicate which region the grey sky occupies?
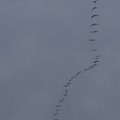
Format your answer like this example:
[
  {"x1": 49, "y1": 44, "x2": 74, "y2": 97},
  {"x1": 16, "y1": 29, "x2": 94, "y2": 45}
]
[{"x1": 0, "y1": 0, "x2": 120, "y2": 120}]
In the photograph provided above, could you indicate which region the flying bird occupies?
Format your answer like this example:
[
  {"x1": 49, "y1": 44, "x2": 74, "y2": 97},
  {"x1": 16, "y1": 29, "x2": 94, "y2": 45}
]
[
  {"x1": 76, "y1": 72, "x2": 80, "y2": 75},
  {"x1": 89, "y1": 39, "x2": 96, "y2": 41},
  {"x1": 62, "y1": 84, "x2": 69, "y2": 87},
  {"x1": 53, "y1": 113, "x2": 59, "y2": 115},
  {"x1": 91, "y1": 15, "x2": 99, "y2": 18},
  {"x1": 63, "y1": 90, "x2": 68, "y2": 92},
  {"x1": 55, "y1": 109, "x2": 60, "y2": 112},
  {"x1": 78, "y1": 71, "x2": 83, "y2": 74},
  {"x1": 93, "y1": 63, "x2": 98, "y2": 66},
  {"x1": 58, "y1": 98, "x2": 66, "y2": 103},
  {"x1": 94, "y1": 56, "x2": 99, "y2": 59},
  {"x1": 84, "y1": 69, "x2": 88, "y2": 71},
  {"x1": 94, "y1": 55, "x2": 100, "y2": 58},
  {"x1": 56, "y1": 105, "x2": 62, "y2": 108},
  {"x1": 92, "y1": 0, "x2": 98, "y2": 3},
  {"x1": 91, "y1": 23, "x2": 99, "y2": 26},
  {"x1": 94, "y1": 60, "x2": 99, "y2": 63},
  {"x1": 66, "y1": 82, "x2": 71, "y2": 85},
  {"x1": 90, "y1": 30, "x2": 98, "y2": 33},
  {"x1": 89, "y1": 66, "x2": 93, "y2": 69},
  {"x1": 91, "y1": 49, "x2": 98, "y2": 51},
  {"x1": 69, "y1": 79, "x2": 72, "y2": 81},
  {"x1": 74, "y1": 74, "x2": 77, "y2": 78},
  {"x1": 64, "y1": 93, "x2": 68, "y2": 96},
  {"x1": 92, "y1": 7, "x2": 98, "y2": 10}
]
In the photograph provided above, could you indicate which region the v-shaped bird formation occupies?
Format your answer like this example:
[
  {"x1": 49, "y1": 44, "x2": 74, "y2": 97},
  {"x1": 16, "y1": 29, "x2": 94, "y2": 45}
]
[{"x1": 52, "y1": 0, "x2": 100, "y2": 120}]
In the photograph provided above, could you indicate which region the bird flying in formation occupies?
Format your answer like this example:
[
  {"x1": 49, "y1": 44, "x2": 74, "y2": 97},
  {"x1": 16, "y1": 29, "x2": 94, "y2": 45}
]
[
  {"x1": 91, "y1": 15, "x2": 99, "y2": 18},
  {"x1": 89, "y1": 39, "x2": 96, "y2": 41},
  {"x1": 94, "y1": 60, "x2": 99, "y2": 63},
  {"x1": 91, "y1": 49, "x2": 98, "y2": 51},
  {"x1": 69, "y1": 79, "x2": 72, "y2": 81},
  {"x1": 56, "y1": 105, "x2": 62, "y2": 108},
  {"x1": 92, "y1": 7, "x2": 98, "y2": 11},
  {"x1": 66, "y1": 82, "x2": 71, "y2": 85},
  {"x1": 62, "y1": 84, "x2": 69, "y2": 87},
  {"x1": 63, "y1": 90, "x2": 68, "y2": 92},
  {"x1": 90, "y1": 30, "x2": 98, "y2": 33},
  {"x1": 55, "y1": 109, "x2": 60, "y2": 112},
  {"x1": 64, "y1": 93, "x2": 68, "y2": 96},
  {"x1": 58, "y1": 98, "x2": 66, "y2": 103},
  {"x1": 92, "y1": 0, "x2": 98, "y2": 3},
  {"x1": 94, "y1": 55, "x2": 100, "y2": 57},
  {"x1": 91, "y1": 23, "x2": 99, "y2": 26},
  {"x1": 53, "y1": 113, "x2": 59, "y2": 115}
]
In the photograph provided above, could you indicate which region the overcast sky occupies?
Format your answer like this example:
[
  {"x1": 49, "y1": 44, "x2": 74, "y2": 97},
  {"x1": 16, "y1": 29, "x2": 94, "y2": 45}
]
[{"x1": 0, "y1": 0, "x2": 120, "y2": 120}]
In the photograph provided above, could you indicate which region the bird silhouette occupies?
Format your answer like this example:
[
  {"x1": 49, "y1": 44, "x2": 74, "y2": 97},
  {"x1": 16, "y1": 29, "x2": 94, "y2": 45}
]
[
  {"x1": 62, "y1": 84, "x2": 69, "y2": 87},
  {"x1": 63, "y1": 90, "x2": 68, "y2": 92},
  {"x1": 91, "y1": 23, "x2": 99, "y2": 26},
  {"x1": 66, "y1": 82, "x2": 71, "y2": 85},
  {"x1": 91, "y1": 15, "x2": 99, "y2": 18},
  {"x1": 56, "y1": 105, "x2": 62, "y2": 108},
  {"x1": 94, "y1": 55, "x2": 100, "y2": 58},
  {"x1": 74, "y1": 74, "x2": 77, "y2": 78},
  {"x1": 58, "y1": 98, "x2": 66, "y2": 103},
  {"x1": 55, "y1": 109, "x2": 60, "y2": 112},
  {"x1": 92, "y1": 0, "x2": 98, "y2": 3},
  {"x1": 78, "y1": 71, "x2": 83, "y2": 74},
  {"x1": 93, "y1": 63, "x2": 98, "y2": 67},
  {"x1": 90, "y1": 30, "x2": 98, "y2": 33},
  {"x1": 76, "y1": 72, "x2": 80, "y2": 75},
  {"x1": 69, "y1": 79, "x2": 73, "y2": 81},
  {"x1": 64, "y1": 93, "x2": 68, "y2": 96},
  {"x1": 84, "y1": 69, "x2": 88, "y2": 71},
  {"x1": 94, "y1": 60, "x2": 99, "y2": 63},
  {"x1": 91, "y1": 49, "x2": 98, "y2": 51},
  {"x1": 92, "y1": 7, "x2": 98, "y2": 10},
  {"x1": 53, "y1": 113, "x2": 59, "y2": 115},
  {"x1": 89, "y1": 39, "x2": 96, "y2": 41}
]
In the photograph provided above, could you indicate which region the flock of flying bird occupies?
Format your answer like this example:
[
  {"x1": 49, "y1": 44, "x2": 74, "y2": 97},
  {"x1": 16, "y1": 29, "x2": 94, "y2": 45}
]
[{"x1": 52, "y1": 0, "x2": 100, "y2": 120}]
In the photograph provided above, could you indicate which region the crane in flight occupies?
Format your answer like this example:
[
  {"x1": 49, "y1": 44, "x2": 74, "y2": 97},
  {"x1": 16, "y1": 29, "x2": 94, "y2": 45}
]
[
  {"x1": 55, "y1": 109, "x2": 60, "y2": 112},
  {"x1": 91, "y1": 49, "x2": 98, "y2": 51},
  {"x1": 92, "y1": 0, "x2": 98, "y2": 3},
  {"x1": 94, "y1": 55, "x2": 100, "y2": 59},
  {"x1": 66, "y1": 82, "x2": 71, "y2": 85},
  {"x1": 63, "y1": 93, "x2": 68, "y2": 96},
  {"x1": 94, "y1": 60, "x2": 99, "y2": 63},
  {"x1": 53, "y1": 113, "x2": 59, "y2": 115},
  {"x1": 63, "y1": 90, "x2": 68, "y2": 92},
  {"x1": 91, "y1": 15, "x2": 99, "y2": 18},
  {"x1": 62, "y1": 84, "x2": 69, "y2": 87},
  {"x1": 92, "y1": 7, "x2": 98, "y2": 11},
  {"x1": 91, "y1": 23, "x2": 99, "y2": 26},
  {"x1": 90, "y1": 30, "x2": 98, "y2": 33},
  {"x1": 58, "y1": 98, "x2": 66, "y2": 103},
  {"x1": 56, "y1": 105, "x2": 62, "y2": 108},
  {"x1": 68, "y1": 79, "x2": 73, "y2": 81},
  {"x1": 89, "y1": 39, "x2": 96, "y2": 41}
]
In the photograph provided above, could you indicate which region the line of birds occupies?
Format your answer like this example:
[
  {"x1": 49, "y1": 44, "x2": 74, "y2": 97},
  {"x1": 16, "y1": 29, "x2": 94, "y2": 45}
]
[
  {"x1": 53, "y1": 57, "x2": 100, "y2": 119},
  {"x1": 53, "y1": 0, "x2": 99, "y2": 120}
]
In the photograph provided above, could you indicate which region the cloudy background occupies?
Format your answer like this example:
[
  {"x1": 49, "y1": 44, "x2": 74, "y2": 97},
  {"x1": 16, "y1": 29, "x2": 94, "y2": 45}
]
[{"x1": 0, "y1": 0, "x2": 120, "y2": 120}]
